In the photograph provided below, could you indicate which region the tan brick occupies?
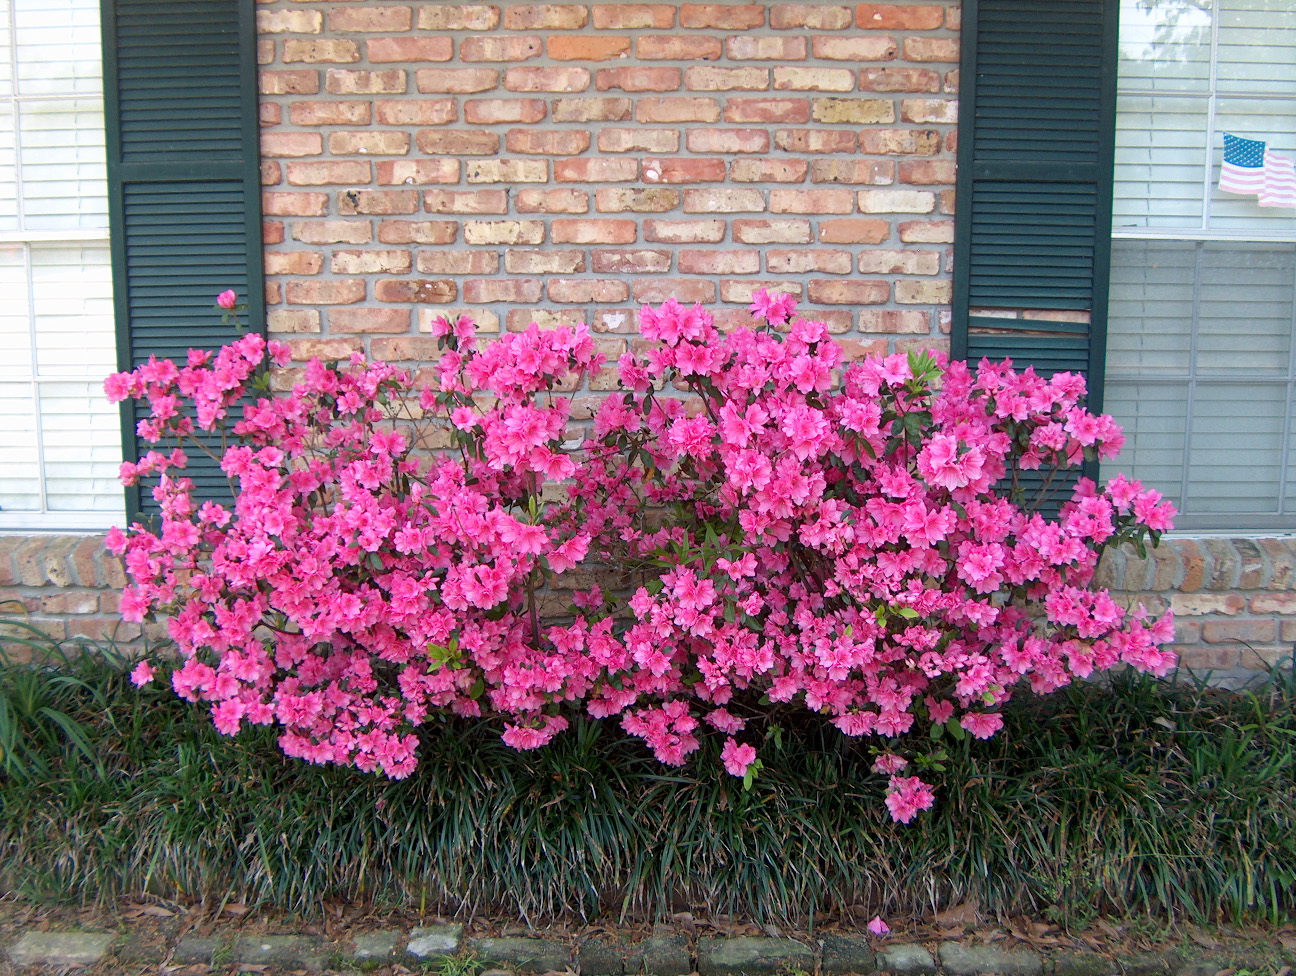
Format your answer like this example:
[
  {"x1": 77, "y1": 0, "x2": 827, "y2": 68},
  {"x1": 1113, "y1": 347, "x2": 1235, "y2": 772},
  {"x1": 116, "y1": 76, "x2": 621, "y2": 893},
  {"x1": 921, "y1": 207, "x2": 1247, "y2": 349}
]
[
  {"x1": 726, "y1": 36, "x2": 806, "y2": 60},
  {"x1": 686, "y1": 129, "x2": 770, "y2": 154},
  {"x1": 505, "y1": 66, "x2": 591, "y2": 92},
  {"x1": 508, "y1": 308, "x2": 591, "y2": 333},
  {"x1": 283, "y1": 39, "x2": 359, "y2": 63},
  {"x1": 420, "y1": 307, "x2": 500, "y2": 333},
  {"x1": 466, "y1": 159, "x2": 549, "y2": 182},
  {"x1": 370, "y1": 336, "x2": 446, "y2": 361},
  {"x1": 328, "y1": 308, "x2": 411, "y2": 334},
  {"x1": 633, "y1": 278, "x2": 716, "y2": 303},
  {"x1": 376, "y1": 278, "x2": 458, "y2": 303},
  {"x1": 416, "y1": 130, "x2": 500, "y2": 155},
  {"x1": 859, "y1": 128, "x2": 942, "y2": 155},
  {"x1": 720, "y1": 280, "x2": 803, "y2": 303},
  {"x1": 548, "y1": 35, "x2": 631, "y2": 61},
  {"x1": 554, "y1": 158, "x2": 640, "y2": 183},
  {"x1": 679, "y1": 250, "x2": 760, "y2": 275},
  {"x1": 268, "y1": 308, "x2": 321, "y2": 333},
  {"x1": 548, "y1": 278, "x2": 631, "y2": 302},
  {"x1": 901, "y1": 98, "x2": 958, "y2": 124},
  {"x1": 858, "y1": 189, "x2": 936, "y2": 213},
  {"x1": 592, "y1": 4, "x2": 676, "y2": 28},
  {"x1": 376, "y1": 99, "x2": 457, "y2": 125},
  {"x1": 897, "y1": 218, "x2": 954, "y2": 242},
  {"x1": 329, "y1": 7, "x2": 413, "y2": 31},
  {"x1": 729, "y1": 159, "x2": 809, "y2": 182},
  {"x1": 291, "y1": 219, "x2": 371, "y2": 244},
  {"x1": 257, "y1": 9, "x2": 322, "y2": 33},
  {"x1": 338, "y1": 188, "x2": 420, "y2": 215},
  {"x1": 858, "y1": 249, "x2": 941, "y2": 275},
  {"x1": 812, "y1": 97, "x2": 896, "y2": 124},
  {"x1": 813, "y1": 36, "x2": 899, "y2": 61},
  {"x1": 808, "y1": 280, "x2": 889, "y2": 304},
  {"x1": 265, "y1": 251, "x2": 323, "y2": 275},
  {"x1": 767, "y1": 249, "x2": 851, "y2": 274},
  {"x1": 464, "y1": 220, "x2": 546, "y2": 245},
  {"x1": 515, "y1": 188, "x2": 589, "y2": 213},
  {"x1": 551, "y1": 219, "x2": 637, "y2": 244},
  {"x1": 773, "y1": 67, "x2": 856, "y2": 91},
  {"x1": 598, "y1": 128, "x2": 680, "y2": 153},
  {"x1": 733, "y1": 218, "x2": 811, "y2": 244},
  {"x1": 1169, "y1": 593, "x2": 1247, "y2": 616},
  {"x1": 771, "y1": 4, "x2": 852, "y2": 29},
  {"x1": 417, "y1": 251, "x2": 500, "y2": 275},
  {"x1": 368, "y1": 36, "x2": 454, "y2": 62},
  {"x1": 596, "y1": 187, "x2": 681, "y2": 212},
  {"x1": 262, "y1": 191, "x2": 329, "y2": 217},
  {"x1": 329, "y1": 131, "x2": 410, "y2": 155},
  {"x1": 895, "y1": 279, "x2": 951, "y2": 304},
  {"x1": 377, "y1": 160, "x2": 459, "y2": 185},
  {"x1": 286, "y1": 279, "x2": 365, "y2": 305},
  {"x1": 331, "y1": 249, "x2": 412, "y2": 275},
  {"x1": 682, "y1": 188, "x2": 766, "y2": 213},
  {"x1": 774, "y1": 128, "x2": 857, "y2": 153},
  {"x1": 261, "y1": 160, "x2": 282, "y2": 186},
  {"x1": 838, "y1": 336, "x2": 891, "y2": 359},
  {"x1": 1203, "y1": 618, "x2": 1277, "y2": 644},
  {"x1": 505, "y1": 4, "x2": 588, "y2": 29},
  {"x1": 812, "y1": 159, "x2": 893, "y2": 185},
  {"x1": 904, "y1": 36, "x2": 960, "y2": 63},
  {"x1": 289, "y1": 100, "x2": 370, "y2": 125},
  {"x1": 507, "y1": 129, "x2": 591, "y2": 155},
  {"x1": 259, "y1": 69, "x2": 320, "y2": 95},
  {"x1": 591, "y1": 249, "x2": 672, "y2": 273},
  {"x1": 417, "y1": 5, "x2": 500, "y2": 30},
  {"x1": 644, "y1": 219, "x2": 726, "y2": 243},
  {"x1": 463, "y1": 98, "x2": 544, "y2": 124},
  {"x1": 461, "y1": 34, "x2": 543, "y2": 62},
  {"x1": 770, "y1": 188, "x2": 854, "y2": 214},
  {"x1": 637, "y1": 35, "x2": 722, "y2": 60},
  {"x1": 506, "y1": 249, "x2": 586, "y2": 275},
  {"x1": 463, "y1": 278, "x2": 544, "y2": 303},
  {"x1": 856, "y1": 4, "x2": 945, "y2": 29},
  {"x1": 685, "y1": 66, "x2": 769, "y2": 91},
  {"x1": 417, "y1": 68, "x2": 499, "y2": 93},
  {"x1": 858, "y1": 309, "x2": 932, "y2": 333},
  {"x1": 642, "y1": 157, "x2": 726, "y2": 183},
  {"x1": 725, "y1": 98, "x2": 811, "y2": 124}
]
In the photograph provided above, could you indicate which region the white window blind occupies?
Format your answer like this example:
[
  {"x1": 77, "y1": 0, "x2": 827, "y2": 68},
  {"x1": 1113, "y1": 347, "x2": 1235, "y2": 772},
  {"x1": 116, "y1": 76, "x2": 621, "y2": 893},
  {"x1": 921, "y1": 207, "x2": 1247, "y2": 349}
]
[
  {"x1": 1106, "y1": 0, "x2": 1296, "y2": 530},
  {"x1": 0, "y1": 0, "x2": 123, "y2": 529}
]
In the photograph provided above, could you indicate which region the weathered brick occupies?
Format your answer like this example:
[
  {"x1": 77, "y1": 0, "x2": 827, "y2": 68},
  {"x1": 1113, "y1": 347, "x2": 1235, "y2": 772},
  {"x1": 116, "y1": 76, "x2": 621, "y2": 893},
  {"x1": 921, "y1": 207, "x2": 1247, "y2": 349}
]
[
  {"x1": 686, "y1": 129, "x2": 770, "y2": 153},
  {"x1": 417, "y1": 250, "x2": 500, "y2": 275},
  {"x1": 1251, "y1": 593, "x2": 1296, "y2": 614},
  {"x1": 858, "y1": 309, "x2": 932, "y2": 332},
  {"x1": 464, "y1": 220, "x2": 546, "y2": 245},
  {"x1": 465, "y1": 98, "x2": 545, "y2": 124},
  {"x1": 773, "y1": 67, "x2": 856, "y2": 91},
  {"x1": 329, "y1": 130, "x2": 410, "y2": 155},
  {"x1": 258, "y1": 9, "x2": 322, "y2": 33},
  {"x1": 809, "y1": 280, "x2": 889, "y2": 304},
  {"x1": 591, "y1": 308, "x2": 640, "y2": 333},
  {"x1": 897, "y1": 218, "x2": 954, "y2": 242},
  {"x1": 417, "y1": 68, "x2": 499, "y2": 93},
  {"x1": 370, "y1": 336, "x2": 447, "y2": 360},
  {"x1": 812, "y1": 97, "x2": 896, "y2": 124},
  {"x1": 859, "y1": 189, "x2": 936, "y2": 213},
  {"x1": 733, "y1": 218, "x2": 811, "y2": 244},
  {"x1": 263, "y1": 132, "x2": 323, "y2": 159},
  {"x1": 596, "y1": 68, "x2": 680, "y2": 95},
  {"x1": 286, "y1": 279, "x2": 366, "y2": 305},
  {"x1": 727, "y1": 36, "x2": 807, "y2": 60},
  {"x1": 904, "y1": 36, "x2": 960, "y2": 62},
  {"x1": 592, "y1": 4, "x2": 676, "y2": 28},
  {"x1": 596, "y1": 187, "x2": 680, "y2": 212},
  {"x1": 376, "y1": 159, "x2": 460, "y2": 184},
  {"x1": 899, "y1": 159, "x2": 957, "y2": 185},
  {"x1": 376, "y1": 278, "x2": 458, "y2": 303},
  {"x1": 1203, "y1": 619, "x2": 1277, "y2": 644},
  {"x1": 812, "y1": 159, "x2": 893, "y2": 184},
  {"x1": 328, "y1": 307, "x2": 411, "y2": 333},
  {"x1": 1169, "y1": 593, "x2": 1246, "y2": 616},
  {"x1": 685, "y1": 66, "x2": 769, "y2": 91},
  {"x1": 375, "y1": 99, "x2": 456, "y2": 125},
  {"x1": 729, "y1": 159, "x2": 809, "y2": 182},
  {"x1": 368, "y1": 36, "x2": 454, "y2": 62},
  {"x1": 508, "y1": 308, "x2": 590, "y2": 332},
  {"x1": 720, "y1": 280, "x2": 803, "y2": 304},
  {"x1": 267, "y1": 308, "x2": 321, "y2": 333},
  {"x1": 901, "y1": 98, "x2": 958, "y2": 124},
  {"x1": 549, "y1": 278, "x2": 631, "y2": 302},
  {"x1": 859, "y1": 128, "x2": 942, "y2": 155},
  {"x1": 555, "y1": 158, "x2": 639, "y2": 182},
  {"x1": 633, "y1": 278, "x2": 716, "y2": 303},
  {"x1": 289, "y1": 100, "x2": 370, "y2": 125},
  {"x1": 263, "y1": 219, "x2": 285, "y2": 245},
  {"x1": 895, "y1": 279, "x2": 952, "y2": 304},
  {"x1": 767, "y1": 248, "x2": 851, "y2": 274},
  {"x1": 463, "y1": 278, "x2": 544, "y2": 303},
  {"x1": 421, "y1": 307, "x2": 500, "y2": 333},
  {"x1": 679, "y1": 250, "x2": 760, "y2": 275},
  {"x1": 417, "y1": 5, "x2": 500, "y2": 30},
  {"x1": 859, "y1": 66, "x2": 942, "y2": 93},
  {"x1": 466, "y1": 159, "x2": 549, "y2": 182},
  {"x1": 338, "y1": 188, "x2": 420, "y2": 215},
  {"x1": 591, "y1": 249, "x2": 673, "y2": 273},
  {"x1": 461, "y1": 35, "x2": 543, "y2": 62},
  {"x1": 506, "y1": 249, "x2": 587, "y2": 274},
  {"x1": 330, "y1": 249, "x2": 412, "y2": 275},
  {"x1": 515, "y1": 188, "x2": 590, "y2": 213},
  {"x1": 642, "y1": 157, "x2": 727, "y2": 183},
  {"x1": 770, "y1": 188, "x2": 854, "y2": 213},
  {"x1": 599, "y1": 128, "x2": 680, "y2": 153},
  {"x1": 416, "y1": 129, "x2": 500, "y2": 154},
  {"x1": 683, "y1": 188, "x2": 766, "y2": 212},
  {"x1": 283, "y1": 39, "x2": 359, "y2": 63},
  {"x1": 257, "y1": 38, "x2": 273, "y2": 66},
  {"x1": 681, "y1": 4, "x2": 764, "y2": 28},
  {"x1": 637, "y1": 35, "x2": 722, "y2": 60},
  {"x1": 507, "y1": 129, "x2": 591, "y2": 155},
  {"x1": 725, "y1": 98, "x2": 811, "y2": 124},
  {"x1": 420, "y1": 190, "x2": 506, "y2": 214},
  {"x1": 774, "y1": 128, "x2": 857, "y2": 153},
  {"x1": 644, "y1": 219, "x2": 726, "y2": 243},
  {"x1": 504, "y1": 4, "x2": 589, "y2": 29},
  {"x1": 260, "y1": 69, "x2": 319, "y2": 95},
  {"x1": 548, "y1": 35, "x2": 631, "y2": 61},
  {"x1": 812, "y1": 36, "x2": 899, "y2": 61},
  {"x1": 856, "y1": 4, "x2": 945, "y2": 29},
  {"x1": 771, "y1": 4, "x2": 852, "y2": 29},
  {"x1": 291, "y1": 220, "x2": 372, "y2": 244},
  {"x1": 858, "y1": 249, "x2": 941, "y2": 275},
  {"x1": 329, "y1": 6, "x2": 413, "y2": 31},
  {"x1": 505, "y1": 66, "x2": 591, "y2": 92},
  {"x1": 262, "y1": 191, "x2": 328, "y2": 216},
  {"x1": 551, "y1": 219, "x2": 637, "y2": 244},
  {"x1": 261, "y1": 160, "x2": 282, "y2": 185},
  {"x1": 265, "y1": 251, "x2": 323, "y2": 275}
]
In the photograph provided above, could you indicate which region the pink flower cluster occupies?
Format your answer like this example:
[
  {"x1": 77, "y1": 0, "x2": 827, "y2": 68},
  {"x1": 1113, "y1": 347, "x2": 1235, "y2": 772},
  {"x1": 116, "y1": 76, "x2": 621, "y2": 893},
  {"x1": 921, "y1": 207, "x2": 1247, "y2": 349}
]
[{"x1": 106, "y1": 293, "x2": 1176, "y2": 821}]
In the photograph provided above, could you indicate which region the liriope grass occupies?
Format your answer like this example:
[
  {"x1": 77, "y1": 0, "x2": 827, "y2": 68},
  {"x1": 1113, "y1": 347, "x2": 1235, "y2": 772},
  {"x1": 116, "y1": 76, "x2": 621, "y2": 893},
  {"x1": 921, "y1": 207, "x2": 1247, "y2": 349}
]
[{"x1": 0, "y1": 631, "x2": 1292, "y2": 926}]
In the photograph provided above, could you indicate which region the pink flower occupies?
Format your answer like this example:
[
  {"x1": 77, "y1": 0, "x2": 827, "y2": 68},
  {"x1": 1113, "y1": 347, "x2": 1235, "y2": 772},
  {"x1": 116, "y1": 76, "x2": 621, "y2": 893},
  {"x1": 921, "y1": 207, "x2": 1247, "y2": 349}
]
[
  {"x1": 960, "y1": 711, "x2": 1004, "y2": 740},
  {"x1": 867, "y1": 917, "x2": 890, "y2": 936},
  {"x1": 721, "y1": 738, "x2": 758, "y2": 777},
  {"x1": 871, "y1": 753, "x2": 909, "y2": 775},
  {"x1": 130, "y1": 661, "x2": 155, "y2": 687},
  {"x1": 216, "y1": 289, "x2": 237, "y2": 310},
  {"x1": 885, "y1": 775, "x2": 936, "y2": 824}
]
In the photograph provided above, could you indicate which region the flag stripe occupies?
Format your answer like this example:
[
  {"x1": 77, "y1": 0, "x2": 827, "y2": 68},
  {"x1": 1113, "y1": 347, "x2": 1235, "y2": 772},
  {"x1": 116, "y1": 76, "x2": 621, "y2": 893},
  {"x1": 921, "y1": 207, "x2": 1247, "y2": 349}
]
[{"x1": 1260, "y1": 150, "x2": 1296, "y2": 209}]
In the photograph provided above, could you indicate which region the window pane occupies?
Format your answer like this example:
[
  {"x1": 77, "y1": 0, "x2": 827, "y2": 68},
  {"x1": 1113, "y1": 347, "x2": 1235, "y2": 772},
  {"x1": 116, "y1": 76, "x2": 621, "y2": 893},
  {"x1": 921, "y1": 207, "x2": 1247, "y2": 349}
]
[
  {"x1": 31, "y1": 244, "x2": 115, "y2": 376},
  {"x1": 0, "y1": 104, "x2": 15, "y2": 232},
  {"x1": 1113, "y1": 94, "x2": 1209, "y2": 230},
  {"x1": 13, "y1": 0, "x2": 102, "y2": 97},
  {"x1": 0, "y1": 382, "x2": 41, "y2": 513},
  {"x1": 1210, "y1": 98, "x2": 1296, "y2": 233},
  {"x1": 17, "y1": 98, "x2": 108, "y2": 231},
  {"x1": 39, "y1": 381, "x2": 123, "y2": 513},
  {"x1": 1217, "y1": 0, "x2": 1296, "y2": 95},
  {"x1": 0, "y1": 244, "x2": 31, "y2": 373},
  {"x1": 1196, "y1": 243, "x2": 1294, "y2": 372},
  {"x1": 1102, "y1": 380, "x2": 1189, "y2": 509},
  {"x1": 0, "y1": 1, "x2": 12, "y2": 100},
  {"x1": 1186, "y1": 381, "x2": 1285, "y2": 512},
  {"x1": 1107, "y1": 240, "x2": 1194, "y2": 373},
  {"x1": 1118, "y1": 0, "x2": 1213, "y2": 93}
]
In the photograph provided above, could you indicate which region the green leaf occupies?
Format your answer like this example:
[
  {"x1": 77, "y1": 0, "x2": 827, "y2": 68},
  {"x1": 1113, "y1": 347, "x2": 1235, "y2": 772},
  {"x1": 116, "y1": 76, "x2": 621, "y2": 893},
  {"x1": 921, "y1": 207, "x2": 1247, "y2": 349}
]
[
  {"x1": 929, "y1": 721, "x2": 945, "y2": 741},
  {"x1": 895, "y1": 606, "x2": 919, "y2": 619},
  {"x1": 947, "y1": 718, "x2": 966, "y2": 742}
]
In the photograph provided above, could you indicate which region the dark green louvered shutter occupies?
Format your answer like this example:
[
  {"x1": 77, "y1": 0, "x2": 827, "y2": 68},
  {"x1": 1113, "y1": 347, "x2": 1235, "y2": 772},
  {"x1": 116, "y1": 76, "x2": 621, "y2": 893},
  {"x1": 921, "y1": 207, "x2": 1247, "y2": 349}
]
[
  {"x1": 951, "y1": 0, "x2": 1118, "y2": 407},
  {"x1": 101, "y1": 0, "x2": 265, "y2": 519}
]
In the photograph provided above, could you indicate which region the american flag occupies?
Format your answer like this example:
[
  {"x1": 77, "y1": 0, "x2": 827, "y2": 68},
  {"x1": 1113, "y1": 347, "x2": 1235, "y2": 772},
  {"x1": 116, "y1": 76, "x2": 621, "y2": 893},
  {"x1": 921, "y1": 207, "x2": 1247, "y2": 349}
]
[
  {"x1": 1260, "y1": 149, "x2": 1296, "y2": 209},
  {"x1": 1219, "y1": 133, "x2": 1267, "y2": 195}
]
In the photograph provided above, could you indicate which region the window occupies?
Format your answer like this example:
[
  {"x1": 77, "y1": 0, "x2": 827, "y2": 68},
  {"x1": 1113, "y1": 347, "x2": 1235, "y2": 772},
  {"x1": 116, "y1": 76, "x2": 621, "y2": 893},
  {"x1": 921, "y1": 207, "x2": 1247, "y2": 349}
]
[
  {"x1": 1106, "y1": 0, "x2": 1296, "y2": 529},
  {"x1": 0, "y1": 0, "x2": 122, "y2": 530}
]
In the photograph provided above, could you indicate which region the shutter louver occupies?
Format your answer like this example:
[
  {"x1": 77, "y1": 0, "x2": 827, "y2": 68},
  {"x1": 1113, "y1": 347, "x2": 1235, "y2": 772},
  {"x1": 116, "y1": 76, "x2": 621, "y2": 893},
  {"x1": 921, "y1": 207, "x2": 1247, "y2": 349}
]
[{"x1": 101, "y1": 0, "x2": 263, "y2": 520}]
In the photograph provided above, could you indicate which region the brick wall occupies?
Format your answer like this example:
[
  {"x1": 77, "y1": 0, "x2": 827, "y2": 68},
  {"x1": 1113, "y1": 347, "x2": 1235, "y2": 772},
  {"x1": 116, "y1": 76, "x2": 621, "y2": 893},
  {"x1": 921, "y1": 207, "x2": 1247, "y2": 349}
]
[{"x1": 254, "y1": 1, "x2": 960, "y2": 366}]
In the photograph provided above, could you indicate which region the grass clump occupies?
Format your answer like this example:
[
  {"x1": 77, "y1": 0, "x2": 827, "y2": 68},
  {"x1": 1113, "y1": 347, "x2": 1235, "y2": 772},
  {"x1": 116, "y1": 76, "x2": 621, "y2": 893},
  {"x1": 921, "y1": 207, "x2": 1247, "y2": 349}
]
[{"x1": 0, "y1": 625, "x2": 1292, "y2": 927}]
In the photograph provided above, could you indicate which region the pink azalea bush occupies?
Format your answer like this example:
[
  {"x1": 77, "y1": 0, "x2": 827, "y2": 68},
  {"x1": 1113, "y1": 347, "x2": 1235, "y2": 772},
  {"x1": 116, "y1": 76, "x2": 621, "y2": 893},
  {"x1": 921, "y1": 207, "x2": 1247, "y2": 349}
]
[{"x1": 106, "y1": 293, "x2": 1176, "y2": 822}]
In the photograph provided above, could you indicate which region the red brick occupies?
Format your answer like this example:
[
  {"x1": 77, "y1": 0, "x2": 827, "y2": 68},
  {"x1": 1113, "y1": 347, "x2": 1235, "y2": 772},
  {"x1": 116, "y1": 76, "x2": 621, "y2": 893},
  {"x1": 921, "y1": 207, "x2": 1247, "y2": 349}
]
[
  {"x1": 329, "y1": 7, "x2": 412, "y2": 31},
  {"x1": 261, "y1": 160, "x2": 282, "y2": 185},
  {"x1": 368, "y1": 36, "x2": 454, "y2": 62},
  {"x1": 463, "y1": 278, "x2": 544, "y2": 303},
  {"x1": 767, "y1": 249, "x2": 851, "y2": 274},
  {"x1": 551, "y1": 219, "x2": 637, "y2": 244},
  {"x1": 858, "y1": 249, "x2": 941, "y2": 275},
  {"x1": 262, "y1": 191, "x2": 328, "y2": 216},
  {"x1": 416, "y1": 129, "x2": 500, "y2": 154},
  {"x1": 463, "y1": 220, "x2": 546, "y2": 245},
  {"x1": 376, "y1": 99, "x2": 457, "y2": 125},
  {"x1": 596, "y1": 187, "x2": 681, "y2": 212},
  {"x1": 258, "y1": 9, "x2": 322, "y2": 32},
  {"x1": 554, "y1": 158, "x2": 639, "y2": 182},
  {"x1": 774, "y1": 67, "x2": 856, "y2": 91},
  {"x1": 418, "y1": 251, "x2": 500, "y2": 275},
  {"x1": 259, "y1": 102, "x2": 280, "y2": 125},
  {"x1": 466, "y1": 159, "x2": 549, "y2": 182},
  {"x1": 899, "y1": 159, "x2": 957, "y2": 185},
  {"x1": 506, "y1": 249, "x2": 587, "y2": 274},
  {"x1": 591, "y1": 308, "x2": 640, "y2": 333},
  {"x1": 263, "y1": 220, "x2": 285, "y2": 245},
  {"x1": 809, "y1": 280, "x2": 889, "y2": 304},
  {"x1": 338, "y1": 188, "x2": 420, "y2": 215},
  {"x1": 733, "y1": 218, "x2": 811, "y2": 244},
  {"x1": 376, "y1": 279, "x2": 458, "y2": 303},
  {"x1": 855, "y1": 4, "x2": 945, "y2": 29},
  {"x1": 505, "y1": 4, "x2": 588, "y2": 29},
  {"x1": 465, "y1": 98, "x2": 545, "y2": 124},
  {"x1": 773, "y1": 128, "x2": 856, "y2": 153},
  {"x1": 684, "y1": 66, "x2": 769, "y2": 91},
  {"x1": 858, "y1": 310, "x2": 932, "y2": 333},
  {"x1": 897, "y1": 218, "x2": 954, "y2": 242},
  {"x1": 637, "y1": 35, "x2": 722, "y2": 60},
  {"x1": 39, "y1": 591, "x2": 100, "y2": 615},
  {"x1": 859, "y1": 66, "x2": 941, "y2": 92},
  {"x1": 904, "y1": 37, "x2": 960, "y2": 62},
  {"x1": 683, "y1": 188, "x2": 765, "y2": 212},
  {"x1": 726, "y1": 36, "x2": 806, "y2": 60},
  {"x1": 770, "y1": 188, "x2": 853, "y2": 214},
  {"x1": 858, "y1": 189, "x2": 936, "y2": 213},
  {"x1": 548, "y1": 35, "x2": 631, "y2": 60},
  {"x1": 724, "y1": 98, "x2": 810, "y2": 123},
  {"x1": 813, "y1": 35, "x2": 899, "y2": 61},
  {"x1": 633, "y1": 279, "x2": 716, "y2": 303},
  {"x1": 292, "y1": 220, "x2": 372, "y2": 244},
  {"x1": 837, "y1": 336, "x2": 890, "y2": 359},
  {"x1": 422, "y1": 190, "x2": 506, "y2": 216},
  {"x1": 417, "y1": 68, "x2": 499, "y2": 93},
  {"x1": 417, "y1": 6, "x2": 500, "y2": 30},
  {"x1": 289, "y1": 100, "x2": 370, "y2": 125},
  {"x1": 369, "y1": 337, "x2": 446, "y2": 361},
  {"x1": 548, "y1": 278, "x2": 631, "y2": 302},
  {"x1": 681, "y1": 4, "x2": 764, "y2": 28},
  {"x1": 263, "y1": 132, "x2": 323, "y2": 157},
  {"x1": 901, "y1": 98, "x2": 958, "y2": 124},
  {"x1": 599, "y1": 128, "x2": 680, "y2": 153},
  {"x1": 729, "y1": 159, "x2": 809, "y2": 182},
  {"x1": 286, "y1": 160, "x2": 370, "y2": 186},
  {"x1": 679, "y1": 250, "x2": 760, "y2": 275},
  {"x1": 686, "y1": 129, "x2": 770, "y2": 154},
  {"x1": 859, "y1": 128, "x2": 942, "y2": 154},
  {"x1": 818, "y1": 218, "x2": 890, "y2": 244},
  {"x1": 593, "y1": 4, "x2": 675, "y2": 28},
  {"x1": 771, "y1": 5, "x2": 852, "y2": 29},
  {"x1": 286, "y1": 279, "x2": 366, "y2": 305},
  {"x1": 506, "y1": 65, "x2": 592, "y2": 91},
  {"x1": 1203, "y1": 619, "x2": 1277, "y2": 644},
  {"x1": 329, "y1": 308, "x2": 411, "y2": 334},
  {"x1": 642, "y1": 157, "x2": 726, "y2": 183},
  {"x1": 596, "y1": 66, "x2": 681, "y2": 92},
  {"x1": 260, "y1": 69, "x2": 319, "y2": 95},
  {"x1": 268, "y1": 308, "x2": 320, "y2": 333},
  {"x1": 376, "y1": 160, "x2": 459, "y2": 185},
  {"x1": 331, "y1": 250, "x2": 412, "y2": 275},
  {"x1": 363, "y1": 217, "x2": 451, "y2": 245},
  {"x1": 515, "y1": 188, "x2": 590, "y2": 213},
  {"x1": 329, "y1": 131, "x2": 410, "y2": 155},
  {"x1": 461, "y1": 35, "x2": 543, "y2": 62},
  {"x1": 283, "y1": 39, "x2": 359, "y2": 63},
  {"x1": 591, "y1": 249, "x2": 673, "y2": 273},
  {"x1": 644, "y1": 219, "x2": 726, "y2": 243},
  {"x1": 812, "y1": 159, "x2": 893, "y2": 185},
  {"x1": 507, "y1": 129, "x2": 591, "y2": 155}
]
